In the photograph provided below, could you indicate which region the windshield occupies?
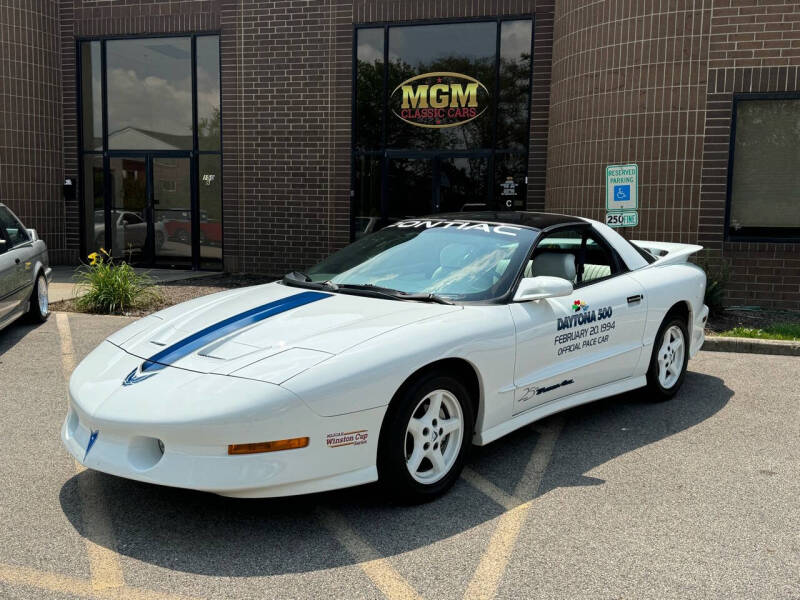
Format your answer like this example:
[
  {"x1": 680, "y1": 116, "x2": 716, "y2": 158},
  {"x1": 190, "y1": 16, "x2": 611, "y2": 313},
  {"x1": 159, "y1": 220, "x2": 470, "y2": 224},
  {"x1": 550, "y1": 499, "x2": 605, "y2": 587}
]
[{"x1": 305, "y1": 219, "x2": 538, "y2": 301}]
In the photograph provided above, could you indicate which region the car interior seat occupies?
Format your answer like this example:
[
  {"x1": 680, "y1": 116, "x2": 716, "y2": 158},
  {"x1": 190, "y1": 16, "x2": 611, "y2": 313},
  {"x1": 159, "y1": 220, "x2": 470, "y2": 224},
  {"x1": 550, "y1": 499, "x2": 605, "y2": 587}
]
[
  {"x1": 582, "y1": 263, "x2": 612, "y2": 281},
  {"x1": 526, "y1": 252, "x2": 577, "y2": 282},
  {"x1": 432, "y1": 243, "x2": 472, "y2": 280}
]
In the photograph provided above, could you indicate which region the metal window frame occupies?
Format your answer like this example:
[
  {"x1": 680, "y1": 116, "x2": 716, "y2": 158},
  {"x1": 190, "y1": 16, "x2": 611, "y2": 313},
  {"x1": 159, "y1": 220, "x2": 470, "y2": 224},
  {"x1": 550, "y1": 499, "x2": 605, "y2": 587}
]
[
  {"x1": 76, "y1": 32, "x2": 223, "y2": 269},
  {"x1": 351, "y1": 15, "x2": 536, "y2": 242},
  {"x1": 725, "y1": 92, "x2": 800, "y2": 243}
]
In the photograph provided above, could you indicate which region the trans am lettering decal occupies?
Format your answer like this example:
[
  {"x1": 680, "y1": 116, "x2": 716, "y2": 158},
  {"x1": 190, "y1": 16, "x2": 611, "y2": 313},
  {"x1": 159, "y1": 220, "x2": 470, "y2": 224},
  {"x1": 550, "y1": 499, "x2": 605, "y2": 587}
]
[
  {"x1": 518, "y1": 379, "x2": 574, "y2": 404},
  {"x1": 388, "y1": 220, "x2": 522, "y2": 237},
  {"x1": 326, "y1": 430, "x2": 369, "y2": 448},
  {"x1": 122, "y1": 291, "x2": 332, "y2": 384},
  {"x1": 554, "y1": 303, "x2": 615, "y2": 356}
]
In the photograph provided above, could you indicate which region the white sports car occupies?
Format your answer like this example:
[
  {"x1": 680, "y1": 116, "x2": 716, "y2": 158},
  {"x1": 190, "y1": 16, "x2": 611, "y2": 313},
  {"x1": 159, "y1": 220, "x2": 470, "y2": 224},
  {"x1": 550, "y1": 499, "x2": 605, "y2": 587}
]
[{"x1": 62, "y1": 212, "x2": 708, "y2": 502}]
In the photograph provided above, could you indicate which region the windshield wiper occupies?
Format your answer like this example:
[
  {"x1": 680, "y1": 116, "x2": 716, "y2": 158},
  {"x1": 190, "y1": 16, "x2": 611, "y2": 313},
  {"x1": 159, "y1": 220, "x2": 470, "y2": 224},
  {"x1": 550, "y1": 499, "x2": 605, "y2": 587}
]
[
  {"x1": 335, "y1": 283, "x2": 454, "y2": 305},
  {"x1": 281, "y1": 271, "x2": 339, "y2": 291}
]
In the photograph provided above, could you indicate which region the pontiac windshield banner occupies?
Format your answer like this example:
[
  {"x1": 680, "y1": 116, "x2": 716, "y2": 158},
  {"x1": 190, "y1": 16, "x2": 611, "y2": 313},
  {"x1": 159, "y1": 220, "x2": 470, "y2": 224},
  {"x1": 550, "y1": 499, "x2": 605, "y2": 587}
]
[{"x1": 391, "y1": 71, "x2": 489, "y2": 129}]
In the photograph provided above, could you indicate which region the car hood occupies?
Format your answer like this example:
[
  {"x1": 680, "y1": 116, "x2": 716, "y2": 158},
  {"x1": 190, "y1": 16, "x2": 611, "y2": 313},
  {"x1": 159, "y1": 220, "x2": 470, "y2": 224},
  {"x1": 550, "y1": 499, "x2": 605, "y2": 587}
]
[{"x1": 108, "y1": 282, "x2": 461, "y2": 378}]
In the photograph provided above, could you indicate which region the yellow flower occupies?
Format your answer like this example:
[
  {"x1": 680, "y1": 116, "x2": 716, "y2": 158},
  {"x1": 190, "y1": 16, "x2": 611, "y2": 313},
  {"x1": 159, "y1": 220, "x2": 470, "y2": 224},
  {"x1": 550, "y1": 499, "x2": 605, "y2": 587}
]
[
  {"x1": 100, "y1": 247, "x2": 110, "y2": 256},
  {"x1": 88, "y1": 252, "x2": 99, "y2": 266}
]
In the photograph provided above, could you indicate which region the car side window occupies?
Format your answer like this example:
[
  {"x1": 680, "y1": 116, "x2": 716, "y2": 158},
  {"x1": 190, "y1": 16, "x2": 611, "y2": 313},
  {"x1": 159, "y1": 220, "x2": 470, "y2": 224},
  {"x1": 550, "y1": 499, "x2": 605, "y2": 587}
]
[
  {"x1": 0, "y1": 206, "x2": 30, "y2": 247},
  {"x1": 527, "y1": 227, "x2": 622, "y2": 288},
  {"x1": 123, "y1": 213, "x2": 143, "y2": 225}
]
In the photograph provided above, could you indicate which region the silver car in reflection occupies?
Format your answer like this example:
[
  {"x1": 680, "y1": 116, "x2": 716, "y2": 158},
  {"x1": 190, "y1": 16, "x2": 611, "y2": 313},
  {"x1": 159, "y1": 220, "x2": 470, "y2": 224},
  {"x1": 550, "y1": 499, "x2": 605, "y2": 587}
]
[{"x1": 0, "y1": 203, "x2": 52, "y2": 332}]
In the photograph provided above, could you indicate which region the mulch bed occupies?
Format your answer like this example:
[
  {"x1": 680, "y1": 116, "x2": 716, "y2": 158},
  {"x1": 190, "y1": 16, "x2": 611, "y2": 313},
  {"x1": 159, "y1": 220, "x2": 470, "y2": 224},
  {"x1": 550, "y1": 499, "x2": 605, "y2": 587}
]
[
  {"x1": 706, "y1": 307, "x2": 800, "y2": 335},
  {"x1": 50, "y1": 274, "x2": 276, "y2": 318}
]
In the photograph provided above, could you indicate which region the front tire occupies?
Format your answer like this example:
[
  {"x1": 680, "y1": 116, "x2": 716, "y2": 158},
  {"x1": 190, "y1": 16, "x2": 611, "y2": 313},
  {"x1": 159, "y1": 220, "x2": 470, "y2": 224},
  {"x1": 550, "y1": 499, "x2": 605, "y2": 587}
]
[
  {"x1": 27, "y1": 272, "x2": 49, "y2": 323},
  {"x1": 645, "y1": 315, "x2": 688, "y2": 401},
  {"x1": 378, "y1": 373, "x2": 474, "y2": 503}
]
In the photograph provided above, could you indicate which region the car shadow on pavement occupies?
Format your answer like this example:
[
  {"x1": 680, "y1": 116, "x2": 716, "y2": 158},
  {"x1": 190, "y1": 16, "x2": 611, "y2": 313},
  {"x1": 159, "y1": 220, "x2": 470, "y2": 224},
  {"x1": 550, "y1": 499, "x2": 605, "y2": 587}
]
[
  {"x1": 58, "y1": 370, "x2": 732, "y2": 578},
  {"x1": 0, "y1": 321, "x2": 45, "y2": 356}
]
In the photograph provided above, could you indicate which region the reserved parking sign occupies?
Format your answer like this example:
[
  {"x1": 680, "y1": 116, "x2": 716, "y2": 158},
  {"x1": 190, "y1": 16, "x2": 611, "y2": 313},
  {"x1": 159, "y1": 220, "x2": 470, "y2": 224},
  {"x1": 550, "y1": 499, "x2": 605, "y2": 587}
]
[{"x1": 606, "y1": 164, "x2": 638, "y2": 211}]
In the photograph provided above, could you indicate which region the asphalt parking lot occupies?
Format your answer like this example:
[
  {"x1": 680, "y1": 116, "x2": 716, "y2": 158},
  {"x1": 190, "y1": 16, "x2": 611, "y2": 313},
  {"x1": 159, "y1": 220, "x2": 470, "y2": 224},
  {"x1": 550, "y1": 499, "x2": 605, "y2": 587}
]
[{"x1": 0, "y1": 312, "x2": 798, "y2": 599}]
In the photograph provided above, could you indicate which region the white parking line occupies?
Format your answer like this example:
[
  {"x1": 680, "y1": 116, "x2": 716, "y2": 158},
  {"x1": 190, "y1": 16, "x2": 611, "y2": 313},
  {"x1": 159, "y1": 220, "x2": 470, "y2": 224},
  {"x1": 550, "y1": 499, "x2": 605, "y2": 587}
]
[
  {"x1": 56, "y1": 312, "x2": 126, "y2": 591},
  {"x1": 462, "y1": 417, "x2": 564, "y2": 599},
  {"x1": 316, "y1": 507, "x2": 423, "y2": 600}
]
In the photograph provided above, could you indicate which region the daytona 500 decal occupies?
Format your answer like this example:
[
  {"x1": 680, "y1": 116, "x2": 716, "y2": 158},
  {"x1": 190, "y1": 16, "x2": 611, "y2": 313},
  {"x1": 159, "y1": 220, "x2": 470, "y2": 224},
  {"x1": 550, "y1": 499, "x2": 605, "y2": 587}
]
[{"x1": 554, "y1": 302, "x2": 615, "y2": 356}]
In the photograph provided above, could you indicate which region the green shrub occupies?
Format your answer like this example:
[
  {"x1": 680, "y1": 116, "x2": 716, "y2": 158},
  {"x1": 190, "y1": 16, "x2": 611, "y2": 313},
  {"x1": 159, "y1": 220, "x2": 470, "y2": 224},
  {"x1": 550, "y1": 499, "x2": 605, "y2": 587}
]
[
  {"x1": 74, "y1": 249, "x2": 162, "y2": 314},
  {"x1": 693, "y1": 250, "x2": 730, "y2": 316}
]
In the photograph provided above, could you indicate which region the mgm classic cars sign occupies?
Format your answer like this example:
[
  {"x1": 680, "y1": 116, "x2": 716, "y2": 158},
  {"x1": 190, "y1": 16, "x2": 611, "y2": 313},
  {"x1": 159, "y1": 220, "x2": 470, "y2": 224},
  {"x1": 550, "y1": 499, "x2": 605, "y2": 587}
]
[{"x1": 391, "y1": 71, "x2": 489, "y2": 129}]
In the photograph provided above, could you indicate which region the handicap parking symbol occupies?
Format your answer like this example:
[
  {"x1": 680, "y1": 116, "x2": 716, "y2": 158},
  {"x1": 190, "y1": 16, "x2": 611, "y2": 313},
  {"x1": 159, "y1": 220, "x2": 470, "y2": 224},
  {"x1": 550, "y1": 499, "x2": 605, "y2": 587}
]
[{"x1": 614, "y1": 184, "x2": 631, "y2": 202}]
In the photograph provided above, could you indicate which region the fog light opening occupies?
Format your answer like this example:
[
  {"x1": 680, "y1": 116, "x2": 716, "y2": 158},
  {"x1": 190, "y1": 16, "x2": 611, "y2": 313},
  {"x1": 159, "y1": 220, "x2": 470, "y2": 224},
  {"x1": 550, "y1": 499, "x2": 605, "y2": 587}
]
[{"x1": 127, "y1": 436, "x2": 166, "y2": 471}]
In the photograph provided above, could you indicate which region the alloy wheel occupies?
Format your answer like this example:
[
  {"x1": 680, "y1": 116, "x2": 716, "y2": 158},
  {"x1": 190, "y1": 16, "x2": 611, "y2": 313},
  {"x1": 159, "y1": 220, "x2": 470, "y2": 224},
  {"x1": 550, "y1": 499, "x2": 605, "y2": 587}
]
[
  {"x1": 404, "y1": 389, "x2": 464, "y2": 484},
  {"x1": 657, "y1": 325, "x2": 684, "y2": 389}
]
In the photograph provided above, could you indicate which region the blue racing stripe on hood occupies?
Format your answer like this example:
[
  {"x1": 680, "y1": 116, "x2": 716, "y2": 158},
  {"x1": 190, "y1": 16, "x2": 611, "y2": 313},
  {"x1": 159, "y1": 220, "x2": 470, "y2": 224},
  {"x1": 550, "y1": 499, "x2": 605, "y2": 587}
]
[{"x1": 140, "y1": 290, "x2": 331, "y2": 373}]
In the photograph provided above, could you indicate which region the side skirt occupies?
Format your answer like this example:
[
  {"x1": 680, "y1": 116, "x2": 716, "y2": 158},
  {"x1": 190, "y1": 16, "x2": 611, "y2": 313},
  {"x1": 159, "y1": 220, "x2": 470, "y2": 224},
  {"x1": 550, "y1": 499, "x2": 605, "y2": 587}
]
[{"x1": 474, "y1": 376, "x2": 647, "y2": 446}]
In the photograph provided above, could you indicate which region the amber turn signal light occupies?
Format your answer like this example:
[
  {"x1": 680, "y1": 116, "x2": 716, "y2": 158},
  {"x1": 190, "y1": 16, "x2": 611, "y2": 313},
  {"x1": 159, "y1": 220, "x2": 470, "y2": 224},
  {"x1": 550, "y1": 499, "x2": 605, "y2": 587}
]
[{"x1": 228, "y1": 437, "x2": 309, "y2": 455}]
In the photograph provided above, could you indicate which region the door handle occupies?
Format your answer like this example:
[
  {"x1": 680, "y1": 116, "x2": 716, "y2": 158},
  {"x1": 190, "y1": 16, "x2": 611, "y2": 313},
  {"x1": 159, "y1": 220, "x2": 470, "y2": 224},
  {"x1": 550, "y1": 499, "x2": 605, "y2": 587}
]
[{"x1": 627, "y1": 294, "x2": 643, "y2": 304}]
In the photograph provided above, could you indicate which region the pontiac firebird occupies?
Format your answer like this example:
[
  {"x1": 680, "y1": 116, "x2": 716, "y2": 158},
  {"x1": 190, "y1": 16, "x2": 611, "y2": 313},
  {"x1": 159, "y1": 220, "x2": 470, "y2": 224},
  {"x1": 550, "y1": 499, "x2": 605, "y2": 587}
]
[{"x1": 62, "y1": 212, "x2": 708, "y2": 502}]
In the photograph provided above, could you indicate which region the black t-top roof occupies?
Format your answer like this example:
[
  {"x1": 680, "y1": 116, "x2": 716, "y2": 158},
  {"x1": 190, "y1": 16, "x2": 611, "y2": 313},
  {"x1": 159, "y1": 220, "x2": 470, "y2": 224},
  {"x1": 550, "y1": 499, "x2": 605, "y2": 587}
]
[{"x1": 423, "y1": 211, "x2": 586, "y2": 230}]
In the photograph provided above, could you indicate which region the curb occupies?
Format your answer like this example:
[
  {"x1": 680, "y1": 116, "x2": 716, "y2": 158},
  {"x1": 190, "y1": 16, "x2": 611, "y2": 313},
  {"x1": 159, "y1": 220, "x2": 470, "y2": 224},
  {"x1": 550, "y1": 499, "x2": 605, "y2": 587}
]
[{"x1": 703, "y1": 335, "x2": 800, "y2": 357}]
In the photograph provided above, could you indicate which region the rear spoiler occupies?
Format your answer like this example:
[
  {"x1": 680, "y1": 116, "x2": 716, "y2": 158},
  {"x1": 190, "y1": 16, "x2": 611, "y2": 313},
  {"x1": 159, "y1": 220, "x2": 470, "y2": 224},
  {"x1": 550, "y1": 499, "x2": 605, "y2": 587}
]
[{"x1": 631, "y1": 241, "x2": 703, "y2": 267}]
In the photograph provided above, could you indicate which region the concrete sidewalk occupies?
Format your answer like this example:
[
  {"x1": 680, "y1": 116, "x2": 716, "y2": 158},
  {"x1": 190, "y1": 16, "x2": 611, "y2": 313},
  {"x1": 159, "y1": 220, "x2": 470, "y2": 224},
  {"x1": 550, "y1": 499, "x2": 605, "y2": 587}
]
[{"x1": 49, "y1": 265, "x2": 217, "y2": 303}]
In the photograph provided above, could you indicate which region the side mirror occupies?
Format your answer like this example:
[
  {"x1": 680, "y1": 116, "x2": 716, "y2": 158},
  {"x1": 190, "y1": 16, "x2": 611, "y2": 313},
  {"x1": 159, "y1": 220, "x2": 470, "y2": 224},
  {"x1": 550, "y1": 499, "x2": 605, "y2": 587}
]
[
  {"x1": 513, "y1": 276, "x2": 573, "y2": 302},
  {"x1": 26, "y1": 228, "x2": 38, "y2": 241}
]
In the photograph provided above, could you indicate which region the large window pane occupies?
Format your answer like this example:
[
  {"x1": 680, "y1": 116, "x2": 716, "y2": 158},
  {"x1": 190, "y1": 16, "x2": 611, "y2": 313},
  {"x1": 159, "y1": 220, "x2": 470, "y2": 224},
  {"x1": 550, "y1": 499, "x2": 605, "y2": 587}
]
[
  {"x1": 729, "y1": 99, "x2": 800, "y2": 237},
  {"x1": 108, "y1": 157, "x2": 148, "y2": 259},
  {"x1": 106, "y1": 38, "x2": 192, "y2": 150},
  {"x1": 353, "y1": 155, "x2": 382, "y2": 238},
  {"x1": 387, "y1": 158, "x2": 433, "y2": 218},
  {"x1": 437, "y1": 157, "x2": 489, "y2": 213},
  {"x1": 198, "y1": 154, "x2": 223, "y2": 269},
  {"x1": 387, "y1": 22, "x2": 496, "y2": 150},
  {"x1": 83, "y1": 155, "x2": 104, "y2": 253},
  {"x1": 356, "y1": 28, "x2": 384, "y2": 151},
  {"x1": 497, "y1": 20, "x2": 533, "y2": 151},
  {"x1": 154, "y1": 157, "x2": 192, "y2": 266},
  {"x1": 197, "y1": 36, "x2": 221, "y2": 151},
  {"x1": 80, "y1": 42, "x2": 102, "y2": 150}
]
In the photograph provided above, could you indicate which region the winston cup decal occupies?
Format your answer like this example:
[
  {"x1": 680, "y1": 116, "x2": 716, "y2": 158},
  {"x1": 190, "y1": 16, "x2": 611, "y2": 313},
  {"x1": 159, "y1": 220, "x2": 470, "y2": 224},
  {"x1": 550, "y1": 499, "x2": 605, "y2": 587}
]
[{"x1": 391, "y1": 71, "x2": 489, "y2": 129}]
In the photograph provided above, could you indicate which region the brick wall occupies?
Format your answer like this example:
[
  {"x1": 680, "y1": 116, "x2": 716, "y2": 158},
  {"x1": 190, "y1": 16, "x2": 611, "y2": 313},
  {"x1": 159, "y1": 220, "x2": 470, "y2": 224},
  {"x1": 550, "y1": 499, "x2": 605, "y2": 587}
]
[
  {"x1": 57, "y1": 0, "x2": 553, "y2": 275},
  {"x1": 547, "y1": 0, "x2": 800, "y2": 310},
  {"x1": 219, "y1": 0, "x2": 352, "y2": 273},
  {"x1": 709, "y1": 0, "x2": 800, "y2": 68},
  {"x1": 700, "y1": 64, "x2": 800, "y2": 310},
  {"x1": 547, "y1": 0, "x2": 711, "y2": 243},
  {"x1": 0, "y1": 0, "x2": 64, "y2": 261}
]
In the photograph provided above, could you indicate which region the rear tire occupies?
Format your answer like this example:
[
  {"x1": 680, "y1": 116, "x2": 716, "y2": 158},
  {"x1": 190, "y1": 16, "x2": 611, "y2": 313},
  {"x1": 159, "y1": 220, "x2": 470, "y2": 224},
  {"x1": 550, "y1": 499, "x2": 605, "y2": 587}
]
[
  {"x1": 378, "y1": 372, "x2": 474, "y2": 503},
  {"x1": 27, "y1": 272, "x2": 49, "y2": 323},
  {"x1": 645, "y1": 315, "x2": 688, "y2": 401}
]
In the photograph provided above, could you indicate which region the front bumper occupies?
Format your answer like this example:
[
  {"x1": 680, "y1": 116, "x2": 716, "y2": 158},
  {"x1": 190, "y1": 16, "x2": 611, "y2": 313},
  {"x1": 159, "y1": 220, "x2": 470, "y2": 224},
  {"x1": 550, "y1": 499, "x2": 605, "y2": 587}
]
[{"x1": 62, "y1": 343, "x2": 383, "y2": 498}]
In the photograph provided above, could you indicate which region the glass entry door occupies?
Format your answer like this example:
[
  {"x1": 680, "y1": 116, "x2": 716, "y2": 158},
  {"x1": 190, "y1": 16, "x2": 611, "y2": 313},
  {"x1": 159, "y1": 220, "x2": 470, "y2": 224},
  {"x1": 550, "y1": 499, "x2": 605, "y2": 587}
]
[
  {"x1": 106, "y1": 154, "x2": 193, "y2": 268},
  {"x1": 385, "y1": 153, "x2": 491, "y2": 221}
]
